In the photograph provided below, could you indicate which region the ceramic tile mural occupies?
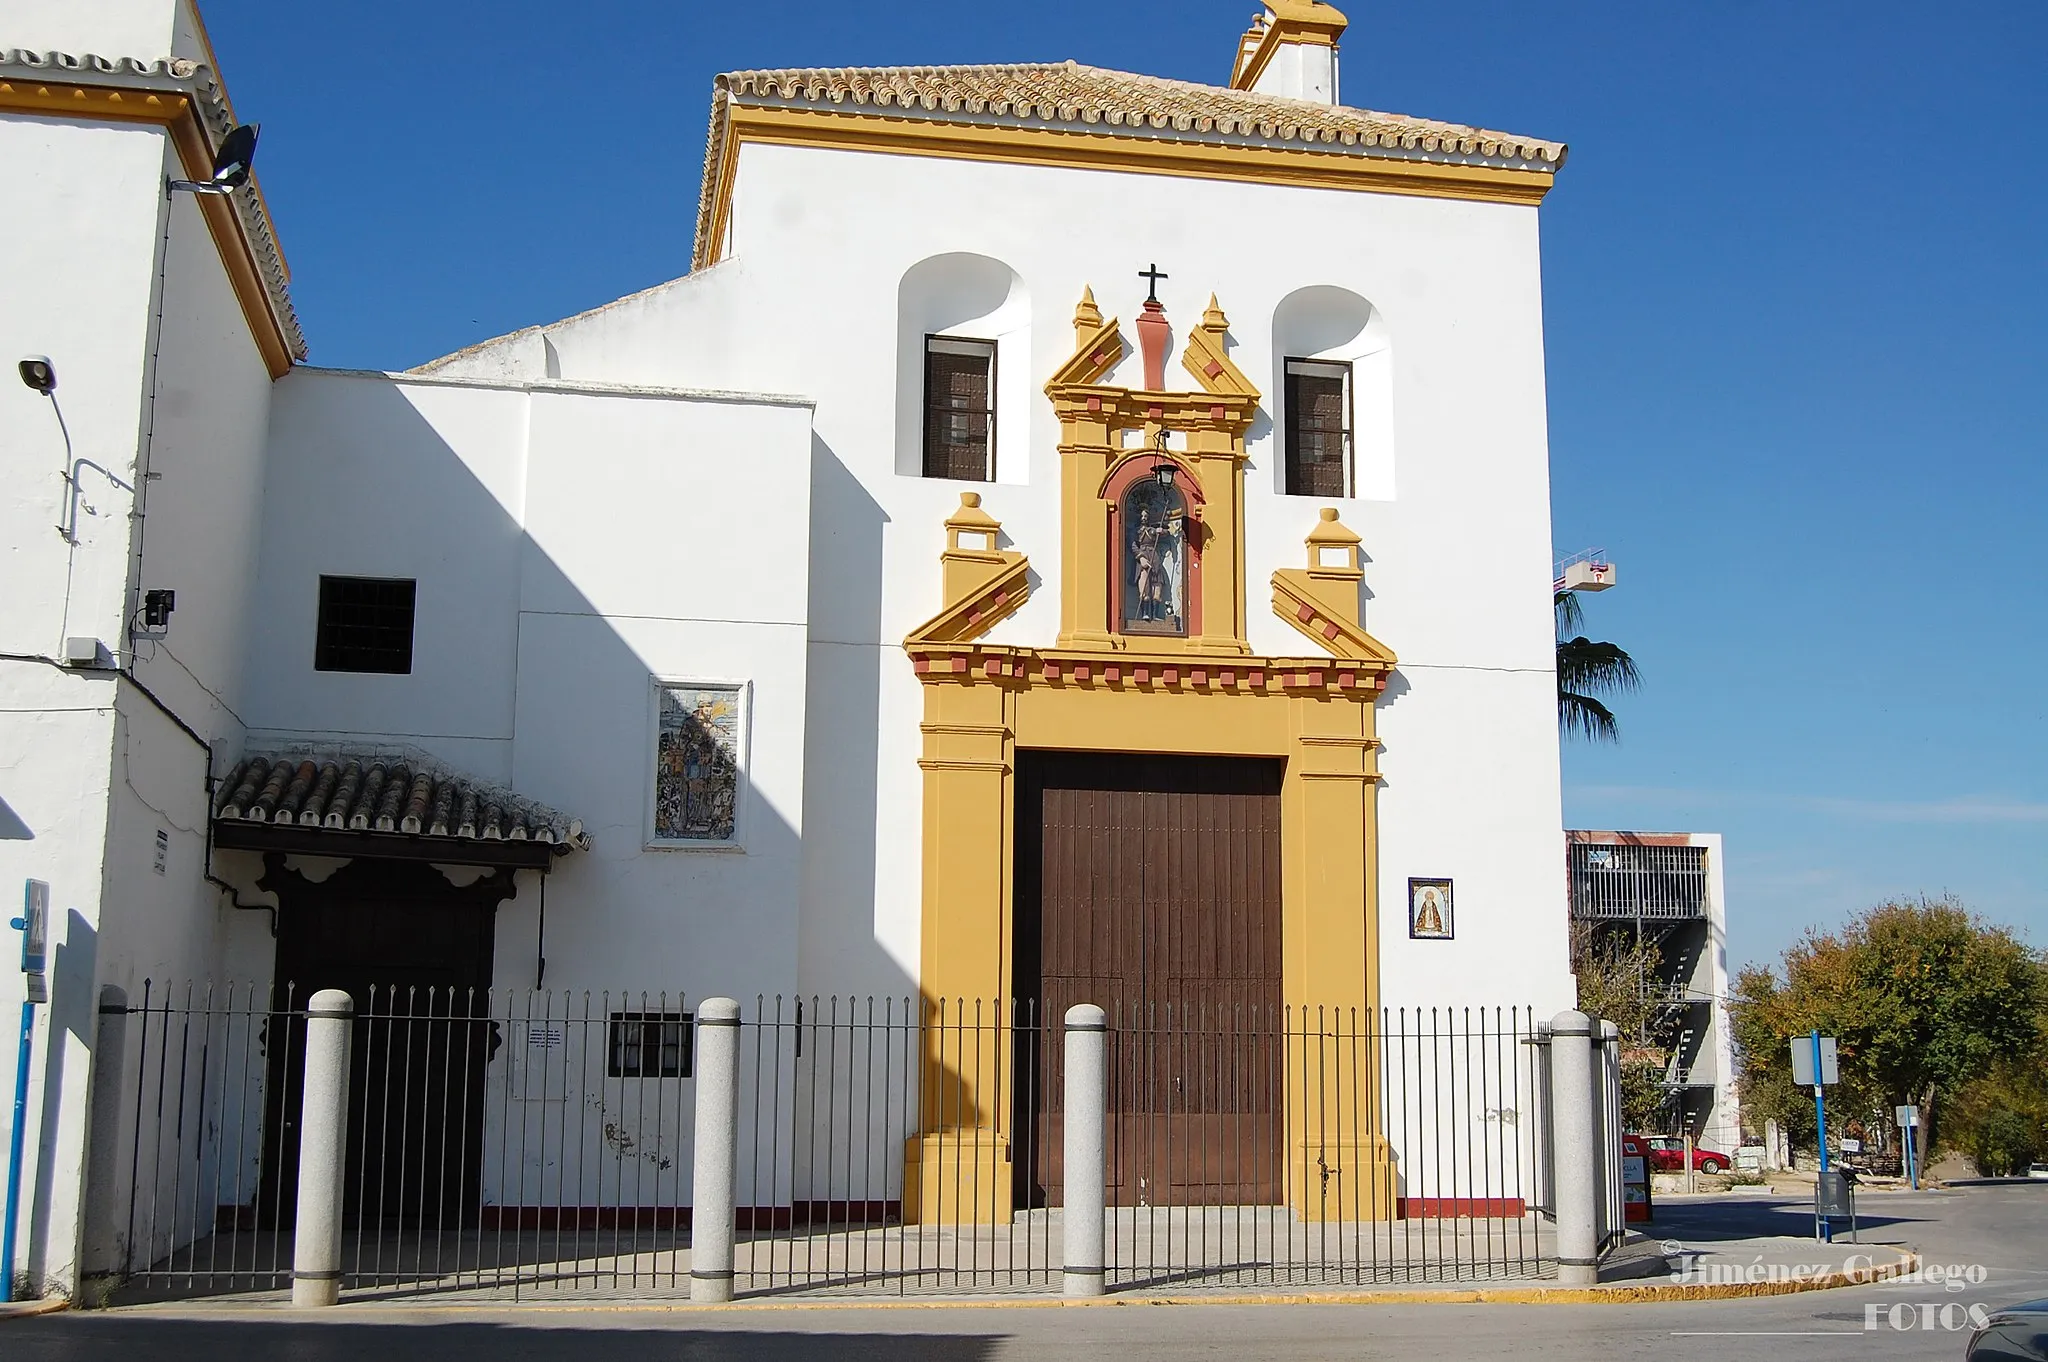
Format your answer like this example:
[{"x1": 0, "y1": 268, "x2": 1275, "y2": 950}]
[{"x1": 654, "y1": 683, "x2": 742, "y2": 842}]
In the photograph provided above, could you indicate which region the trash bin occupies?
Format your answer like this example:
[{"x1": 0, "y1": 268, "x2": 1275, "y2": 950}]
[{"x1": 1815, "y1": 1168, "x2": 1857, "y2": 1241}]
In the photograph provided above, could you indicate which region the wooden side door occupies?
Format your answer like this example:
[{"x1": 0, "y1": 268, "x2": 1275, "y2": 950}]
[{"x1": 260, "y1": 857, "x2": 506, "y2": 1228}]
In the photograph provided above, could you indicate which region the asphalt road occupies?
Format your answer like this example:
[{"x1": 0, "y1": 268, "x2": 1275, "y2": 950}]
[{"x1": 9, "y1": 1184, "x2": 2046, "y2": 1362}]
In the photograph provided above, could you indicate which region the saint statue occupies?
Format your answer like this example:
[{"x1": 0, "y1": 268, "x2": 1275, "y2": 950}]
[{"x1": 1121, "y1": 482, "x2": 1186, "y2": 634}]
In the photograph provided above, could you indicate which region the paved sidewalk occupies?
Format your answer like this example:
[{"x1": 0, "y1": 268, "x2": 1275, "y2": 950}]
[{"x1": 36, "y1": 1192, "x2": 1923, "y2": 1314}]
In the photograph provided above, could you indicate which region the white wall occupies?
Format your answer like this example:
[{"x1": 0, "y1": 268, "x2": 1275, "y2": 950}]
[
  {"x1": 0, "y1": 102, "x2": 277, "y2": 1293},
  {"x1": 243, "y1": 371, "x2": 816, "y2": 1004},
  {"x1": 433, "y1": 138, "x2": 1570, "y2": 1012}
]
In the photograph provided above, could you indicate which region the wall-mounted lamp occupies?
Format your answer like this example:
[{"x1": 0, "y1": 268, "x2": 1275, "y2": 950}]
[
  {"x1": 17, "y1": 357, "x2": 55, "y2": 394},
  {"x1": 169, "y1": 124, "x2": 259, "y2": 197}
]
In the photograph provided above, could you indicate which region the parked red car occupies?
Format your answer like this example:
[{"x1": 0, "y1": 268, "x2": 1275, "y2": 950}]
[{"x1": 1644, "y1": 1135, "x2": 1730, "y2": 1174}]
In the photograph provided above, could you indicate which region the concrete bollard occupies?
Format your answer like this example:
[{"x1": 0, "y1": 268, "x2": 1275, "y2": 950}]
[
  {"x1": 691, "y1": 997, "x2": 742, "y2": 1304},
  {"x1": 81, "y1": 986, "x2": 129, "y2": 1288},
  {"x1": 292, "y1": 989, "x2": 354, "y2": 1307},
  {"x1": 1062, "y1": 1004, "x2": 1108, "y2": 1297},
  {"x1": 1549, "y1": 1009, "x2": 1599, "y2": 1286}
]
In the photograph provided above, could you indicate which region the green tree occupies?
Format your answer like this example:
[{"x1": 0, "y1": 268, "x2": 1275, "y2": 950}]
[
  {"x1": 1571, "y1": 920, "x2": 1672, "y2": 1131},
  {"x1": 1556, "y1": 590, "x2": 1640, "y2": 742},
  {"x1": 1731, "y1": 897, "x2": 2045, "y2": 1159},
  {"x1": 1945, "y1": 968, "x2": 2048, "y2": 1173}
]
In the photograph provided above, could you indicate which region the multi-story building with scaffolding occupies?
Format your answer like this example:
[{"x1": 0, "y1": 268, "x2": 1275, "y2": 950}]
[{"x1": 1566, "y1": 831, "x2": 1740, "y2": 1151}]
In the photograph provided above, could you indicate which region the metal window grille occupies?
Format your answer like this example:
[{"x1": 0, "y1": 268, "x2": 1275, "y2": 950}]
[
  {"x1": 607, "y1": 1012, "x2": 692, "y2": 1079},
  {"x1": 923, "y1": 337, "x2": 996, "y2": 481},
  {"x1": 1567, "y1": 843, "x2": 1710, "y2": 920},
  {"x1": 1284, "y1": 358, "x2": 1351, "y2": 498},
  {"x1": 314, "y1": 576, "x2": 417, "y2": 674}
]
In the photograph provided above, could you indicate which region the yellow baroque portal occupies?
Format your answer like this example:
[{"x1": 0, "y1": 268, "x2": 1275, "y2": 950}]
[{"x1": 902, "y1": 289, "x2": 1398, "y2": 1225}]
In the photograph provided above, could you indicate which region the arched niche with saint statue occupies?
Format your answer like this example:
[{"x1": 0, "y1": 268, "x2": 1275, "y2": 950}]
[{"x1": 1100, "y1": 439, "x2": 1207, "y2": 639}]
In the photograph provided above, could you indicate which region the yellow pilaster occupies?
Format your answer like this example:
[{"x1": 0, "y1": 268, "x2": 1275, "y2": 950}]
[
  {"x1": 1281, "y1": 692, "x2": 1397, "y2": 1219},
  {"x1": 906, "y1": 680, "x2": 1016, "y2": 1223}
]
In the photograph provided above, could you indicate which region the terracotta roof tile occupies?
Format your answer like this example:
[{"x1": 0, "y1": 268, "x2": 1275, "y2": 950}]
[
  {"x1": 723, "y1": 61, "x2": 1564, "y2": 164},
  {"x1": 215, "y1": 751, "x2": 586, "y2": 850},
  {"x1": 696, "y1": 60, "x2": 1563, "y2": 266}
]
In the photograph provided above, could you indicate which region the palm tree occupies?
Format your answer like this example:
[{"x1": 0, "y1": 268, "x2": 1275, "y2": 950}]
[{"x1": 1556, "y1": 590, "x2": 1640, "y2": 742}]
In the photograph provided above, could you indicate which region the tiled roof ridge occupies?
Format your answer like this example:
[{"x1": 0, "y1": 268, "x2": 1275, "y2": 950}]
[
  {"x1": 715, "y1": 58, "x2": 1566, "y2": 165},
  {"x1": 1, "y1": 47, "x2": 307, "y2": 363},
  {"x1": 216, "y1": 745, "x2": 588, "y2": 850}
]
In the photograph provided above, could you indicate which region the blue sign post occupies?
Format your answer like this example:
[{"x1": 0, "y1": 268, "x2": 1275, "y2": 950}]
[
  {"x1": 3, "y1": 880, "x2": 48, "y2": 1305},
  {"x1": 1790, "y1": 1030, "x2": 1840, "y2": 1243},
  {"x1": 1811, "y1": 1031, "x2": 1831, "y2": 1242}
]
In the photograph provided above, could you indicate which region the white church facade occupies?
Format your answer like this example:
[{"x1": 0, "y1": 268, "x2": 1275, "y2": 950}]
[{"x1": 1, "y1": 0, "x2": 1580, "y2": 1293}]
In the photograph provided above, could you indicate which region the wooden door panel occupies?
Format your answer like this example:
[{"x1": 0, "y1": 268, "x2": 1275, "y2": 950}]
[{"x1": 1021, "y1": 752, "x2": 1284, "y2": 1209}]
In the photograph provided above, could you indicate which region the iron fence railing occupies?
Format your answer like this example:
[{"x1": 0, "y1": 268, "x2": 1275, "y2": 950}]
[{"x1": 93, "y1": 983, "x2": 1554, "y2": 1301}]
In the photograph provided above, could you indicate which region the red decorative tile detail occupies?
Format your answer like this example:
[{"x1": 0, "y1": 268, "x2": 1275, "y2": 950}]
[
  {"x1": 1297, "y1": 603, "x2": 1316, "y2": 623},
  {"x1": 1338, "y1": 670, "x2": 1357, "y2": 689},
  {"x1": 1211, "y1": 405, "x2": 1226, "y2": 421},
  {"x1": 1322, "y1": 621, "x2": 1340, "y2": 640},
  {"x1": 1086, "y1": 395, "x2": 1102, "y2": 412},
  {"x1": 1133, "y1": 666, "x2": 1150, "y2": 685},
  {"x1": 1203, "y1": 359, "x2": 1223, "y2": 378},
  {"x1": 984, "y1": 658, "x2": 1001, "y2": 677},
  {"x1": 1249, "y1": 670, "x2": 1265, "y2": 687},
  {"x1": 1075, "y1": 663, "x2": 1091, "y2": 681},
  {"x1": 1105, "y1": 665, "x2": 1122, "y2": 683},
  {"x1": 1190, "y1": 669, "x2": 1207, "y2": 686},
  {"x1": 1163, "y1": 667, "x2": 1178, "y2": 685}
]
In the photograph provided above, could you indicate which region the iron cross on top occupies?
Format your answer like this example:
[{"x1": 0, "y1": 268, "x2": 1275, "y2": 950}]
[{"x1": 1139, "y1": 263, "x2": 1168, "y2": 303}]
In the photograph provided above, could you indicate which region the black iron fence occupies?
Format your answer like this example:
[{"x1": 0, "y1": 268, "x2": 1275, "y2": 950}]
[{"x1": 93, "y1": 984, "x2": 1552, "y2": 1301}]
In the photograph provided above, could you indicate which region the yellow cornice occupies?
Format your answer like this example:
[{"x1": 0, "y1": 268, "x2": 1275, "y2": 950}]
[
  {"x1": 702, "y1": 101, "x2": 1552, "y2": 266},
  {"x1": 905, "y1": 640, "x2": 1391, "y2": 693},
  {"x1": 0, "y1": 75, "x2": 295, "y2": 379}
]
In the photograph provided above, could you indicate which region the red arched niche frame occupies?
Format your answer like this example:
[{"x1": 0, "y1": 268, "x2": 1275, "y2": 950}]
[{"x1": 1101, "y1": 448, "x2": 1206, "y2": 638}]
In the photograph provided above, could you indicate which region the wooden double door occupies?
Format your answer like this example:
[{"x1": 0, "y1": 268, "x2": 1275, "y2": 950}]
[
  {"x1": 260, "y1": 858, "x2": 506, "y2": 1228},
  {"x1": 1015, "y1": 751, "x2": 1285, "y2": 1209}
]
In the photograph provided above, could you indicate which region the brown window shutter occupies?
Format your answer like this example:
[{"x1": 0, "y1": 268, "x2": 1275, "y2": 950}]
[
  {"x1": 923, "y1": 343, "x2": 995, "y2": 481},
  {"x1": 1284, "y1": 365, "x2": 1350, "y2": 499}
]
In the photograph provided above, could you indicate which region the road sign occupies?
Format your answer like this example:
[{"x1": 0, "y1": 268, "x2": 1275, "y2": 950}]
[
  {"x1": 1790, "y1": 1035, "x2": 1839, "y2": 1086},
  {"x1": 1896, "y1": 1104, "x2": 1920, "y2": 1129},
  {"x1": 12, "y1": 881, "x2": 45, "y2": 1006}
]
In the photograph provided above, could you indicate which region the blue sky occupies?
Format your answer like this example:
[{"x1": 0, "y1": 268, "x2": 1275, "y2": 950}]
[{"x1": 198, "y1": 1, "x2": 2048, "y2": 971}]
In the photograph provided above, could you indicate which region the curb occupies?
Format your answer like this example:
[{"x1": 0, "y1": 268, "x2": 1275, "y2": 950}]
[
  {"x1": 0, "y1": 1298, "x2": 70, "y2": 1321},
  {"x1": 117, "y1": 1248, "x2": 1920, "y2": 1315}
]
